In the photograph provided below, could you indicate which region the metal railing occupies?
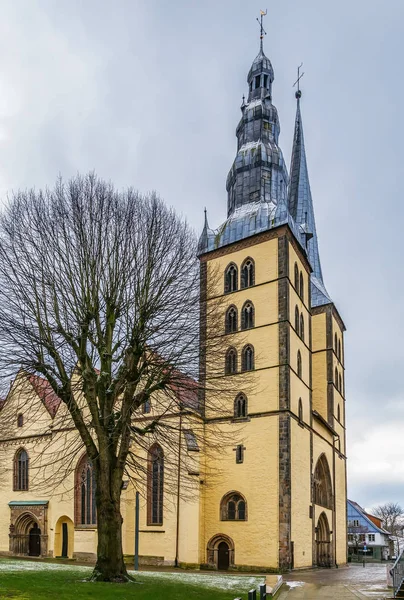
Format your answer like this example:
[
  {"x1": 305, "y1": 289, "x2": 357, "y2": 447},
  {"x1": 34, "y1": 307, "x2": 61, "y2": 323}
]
[{"x1": 390, "y1": 549, "x2": 404, "y2": 597}]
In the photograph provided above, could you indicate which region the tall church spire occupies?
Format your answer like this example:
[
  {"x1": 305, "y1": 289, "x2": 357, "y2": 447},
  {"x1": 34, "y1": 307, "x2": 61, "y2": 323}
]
[{"x1": 288, "y1": 87, "x2": 331, "y2": 306}]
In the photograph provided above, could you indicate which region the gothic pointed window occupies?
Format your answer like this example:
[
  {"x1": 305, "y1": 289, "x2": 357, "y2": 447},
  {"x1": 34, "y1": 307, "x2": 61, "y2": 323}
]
[
  {"x1": 294, "y1": 263, "x2": 299, "y2": 291},
  {"x1": 17, "y1": 414, "x2": 23, "y2": 427},
  {"x1": 241, "y1": 258, "x2": 255, "y2": 289},
  {"x1": 295, "y1": 306, "x2": 299, "y2": 332},
  {"x1": 300, "y1": 272, "x2": 304, "y2": 300},
  {"x1": 297, "y1": 350, "x2": 302, "y2": 378},
  {"x1": 300, "y1": 314, "x2": 305, "y2": 342},
  {"x1": 224, "y1": 264, "x2": 238, "y2": 294},
  {"x1": 14, "y1": 448, "x2": 28, "y2": 491},
  {"x1": 241, "y1": 301, "x2": 254, "y2": 330},
  {"x1": 225, "y1": 306, "x2": 238, "y2": 334},
  {"x1": 225, "y1": 348, "x2": 237, "y2": 375},
  {"x1": 335, "y1": 367, "x2": 338, "y2": 389},
  {"x1": 75, "y1": 454, "x2": 96, "y2": 526},
  {"x1": 313, "y1": 454, "x2": 333, "y2": 509},
  {"x1": 220, "y1": 492, "x2": 247, "y2": 521},
  {"x1": 337, "y1": 404, "x2": 341, "y2": 422},
  {"x1": 339, "y1": 373, "x2": 342, "y2": 394},
  {"x1": 234, "y1": 393, "x2": 247, "y2": 419},
  {"x1": 334, "y1": 333, "x2": 338, "y2": 353},
  {"x1": 338, "y1": 340, "x2": 342, "y2": 361},
  {"x1": 242, "y1": 345, "x2": 254, "y2": 372},
  {"x1": 298, "y1": 398, "x2": 303, "y2": 423},
  {"x1": 148, "y1": 444, "x2": 164, "y2": 525}
]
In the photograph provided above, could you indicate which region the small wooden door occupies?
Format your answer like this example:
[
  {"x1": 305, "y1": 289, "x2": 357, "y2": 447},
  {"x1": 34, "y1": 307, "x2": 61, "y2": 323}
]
[
  {"x1": 28, "y1": 524, "x2": 41, "y2": 557},
  {"x1": 61, "y1": 523, "x2": 68, "y2": 558},
  {"x1": 218, "y1": 541, "x2": 229, "y2": 570}
]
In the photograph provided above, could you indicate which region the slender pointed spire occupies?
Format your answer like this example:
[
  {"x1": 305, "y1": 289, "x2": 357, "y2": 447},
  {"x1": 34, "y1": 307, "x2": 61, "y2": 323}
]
[{"x1": 288, "y1": 87, "x2": 331, "y2": 305}]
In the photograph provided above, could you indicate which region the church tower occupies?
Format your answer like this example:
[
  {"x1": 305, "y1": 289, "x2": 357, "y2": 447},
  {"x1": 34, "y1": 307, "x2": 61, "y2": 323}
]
[{"x1": 198, "y1": 18, "x2": 347, "y2": 571}]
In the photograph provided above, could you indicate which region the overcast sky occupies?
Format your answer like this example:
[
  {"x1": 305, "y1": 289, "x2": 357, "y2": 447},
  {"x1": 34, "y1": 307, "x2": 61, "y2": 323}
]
[{"x1": 0, "y1": 0, "x2": 403, "y2": 510}]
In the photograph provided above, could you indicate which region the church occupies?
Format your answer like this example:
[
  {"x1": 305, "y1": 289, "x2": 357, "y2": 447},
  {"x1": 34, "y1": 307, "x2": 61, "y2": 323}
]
[{"x1": 0, "y1": 28, "x2": 347, "y2": 571}]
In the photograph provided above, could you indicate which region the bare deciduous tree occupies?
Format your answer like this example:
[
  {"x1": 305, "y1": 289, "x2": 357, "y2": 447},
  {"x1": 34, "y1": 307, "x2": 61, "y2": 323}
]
[
  {"x1": 373, "y1": 502, "x2": 404, "y2": 557},
  {"x1": 0, "y1": 173, "x2": 241, "y2": 581}
]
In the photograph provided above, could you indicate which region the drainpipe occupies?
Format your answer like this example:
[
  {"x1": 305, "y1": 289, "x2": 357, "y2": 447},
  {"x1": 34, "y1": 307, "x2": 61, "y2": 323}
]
[{"x1": 175, "y1": 408, "x2": 183, "y2": 568}]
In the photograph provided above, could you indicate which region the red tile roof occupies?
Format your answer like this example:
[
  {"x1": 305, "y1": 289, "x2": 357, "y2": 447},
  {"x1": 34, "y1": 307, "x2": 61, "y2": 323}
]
[{"x1": 28, "y1": 375, "x2": 62, "y2": 418}]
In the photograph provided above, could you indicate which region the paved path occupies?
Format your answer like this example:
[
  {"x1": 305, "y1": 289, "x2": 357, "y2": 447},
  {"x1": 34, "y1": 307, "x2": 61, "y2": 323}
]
[{"x1": 280, "y1": 564, "x2": 392, "y2": 599}]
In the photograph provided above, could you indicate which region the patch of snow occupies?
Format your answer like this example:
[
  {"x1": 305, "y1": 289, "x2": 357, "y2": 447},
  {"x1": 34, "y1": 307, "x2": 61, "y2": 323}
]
[
  {"x1": 0, "y1": 559, "x2": 90, "y2": 573},
  {"x1": 130, "y1": 570, "x2": 265, "y2": 591},
  {"x1": 286, "y1": 581, "x2": 305, "y2": 588},
  {"x1": 239, "y1": 140, "x2": 262, "y2": 152},
  {"x1": 246, "y1": 99, "x2": 262, "y2": 110}
]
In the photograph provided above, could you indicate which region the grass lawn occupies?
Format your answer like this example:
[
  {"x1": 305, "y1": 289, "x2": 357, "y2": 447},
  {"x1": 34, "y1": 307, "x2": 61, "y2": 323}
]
[{"x1": 0, "y1": 559, "x2": 265, "y2": 600}]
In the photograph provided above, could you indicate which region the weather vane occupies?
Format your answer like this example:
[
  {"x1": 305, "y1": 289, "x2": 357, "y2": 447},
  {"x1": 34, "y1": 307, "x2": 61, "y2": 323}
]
[
  {"x1": 293, "y1": 62, "x2": 305, "y2": 98},
  {"x1": 256, "y1": 10, "x2": 267, "y2": 49}
]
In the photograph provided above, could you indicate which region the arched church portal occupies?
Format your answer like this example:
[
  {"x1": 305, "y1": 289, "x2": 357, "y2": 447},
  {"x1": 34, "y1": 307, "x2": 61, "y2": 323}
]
[
  {"x1": 315, "y1": 512, "x2": 332, "y2": 567},
  {"x1": 207, "y1": 534, "x2": 235, "y2": 570},
  {"x1": 10, "y1": 513, "x2": 42, "y2": 556}
]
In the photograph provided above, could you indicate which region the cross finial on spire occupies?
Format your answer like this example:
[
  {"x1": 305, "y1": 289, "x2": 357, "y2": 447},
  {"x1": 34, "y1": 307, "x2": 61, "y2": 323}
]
[
  {"x1": 293, "y1": 62, "x2": 304, "y2": 99},
  {"x1": 256, "y1": 10, "x2": 267, "y2": 52}
]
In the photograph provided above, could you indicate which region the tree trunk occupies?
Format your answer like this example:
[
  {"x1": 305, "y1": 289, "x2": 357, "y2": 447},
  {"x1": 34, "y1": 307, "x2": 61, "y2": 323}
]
[{"x1": 91, "y1": 483, "x2": 131, "y2": 582}]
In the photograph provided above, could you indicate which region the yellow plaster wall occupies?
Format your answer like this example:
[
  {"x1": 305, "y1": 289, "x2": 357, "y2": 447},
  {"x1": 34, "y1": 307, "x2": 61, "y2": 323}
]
[{"x1": 290, "y1": 419, "x2": 312, "y2": 567}]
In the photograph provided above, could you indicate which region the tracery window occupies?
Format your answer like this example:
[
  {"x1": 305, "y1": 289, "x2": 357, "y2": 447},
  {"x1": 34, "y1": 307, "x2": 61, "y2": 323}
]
[
  {"x1": 225, "y1": 306, "x2": 238, "y2": 334},
  {"x1": 300, "y1": 314, "x2": 305, "y2": 342},
  {"x1": 313, "y1": 454, "x2": 332, "y2": 509},
  {"x1": 75, "y1": 454, "x2": 96, "y2": 526},
  {"x1": 241, "y1": 301, "x2": 254, "y2": 330},
  {"x1": 225, "y1": 348, "x2": 237, "y2": 375},
  {"x1": 234, "y1": 393, "x2": 247, "y2": 419},
  {"x1": 241, "y1": 345, "x2": 254, "y2": 372},
  {"x1": 14, "y1": 448, "x2": 29, "y2": 491},
  {"x1": 147, "y1": 444, "x2": 164, "y2": 525},
  {"x1": 294, "y1": 263, "x2": 299, "y2": 291},
  {"x1": 220, "y1": 492, "x2": 247, "y2": 521},
  {"x1": 241, "y1": 258, "x2": 255, "y2": 289},
  {"x1": 297, "y1": 350, "x2": 302, "y2": 378},
  {"x1": 299, "y1": 272, "x2": 304, "y2": 300},
  {"x1": 224, "y1": 264, "x2": 238, "y2": 294}
]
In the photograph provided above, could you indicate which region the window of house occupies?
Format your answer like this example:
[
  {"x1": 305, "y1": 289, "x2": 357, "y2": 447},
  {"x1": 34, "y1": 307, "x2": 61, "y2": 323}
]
[
  {"x1": 148, "y1": 444, "x2": 164, "y2": 525},
  {"x1": 348, "y1": 534, "x2": 354, "y2": 542},
  {"x1": 75, "y1": 454, "x2": 96, "y2": 526},
  {"x1": 225, "y1": 348, "x2": 237, "y2": 375},
  {"x1": 235, "y1": 445, "x2": 244, "y2": 464},
  {"x1": 297, "y1": 350, "x2": 302, "y2": 378},
  {"x1": 184, "y1": 429, "x2": 199, "y2": 452},
  {"x1": 241, "y1": 345, "x2": 254, "y2": 372},
  {"x1": 368, "y1": 534, "x2": 375, "y2": 542},
  {"x1": 294, "y1": 263, "x2": 299, "y2": 291},
  {"x1": 14, "y1": 448, "x2": 29, "y2": 491},
  {"x1": 17, "y1": 414, "x2": 23, "y2": 428},
  {"x1": 353, "y1": 519, "x2": 360, "y2": 527},
  {"x1": 224, "y1": 264, "x2": 238, "y2": 294},
  {"x1": 300, "y1": 314, "x2": 305, "y2": 342},
  {"x1": 299, "y1": 272, "x2": 304, "y2": 299},
  {"x1": 234, "y1": 393, "x2": 247, "y2": 419},
  {"x1": 263, "y1": 121, "x2": 271, "y2": 131},
  {"x1": 225, "y1": 306, "x2": 238, "y2": 334},
  {"x1": 220, "y1": 492, "x2": 247, "y2": 521},
  {"x1": 241, "y1": 258, "x2": 255, "y2": 288},
  {"x1": 241, "y1": 301, "x2": 254, "y2": 329},
  {"x1": 295, "y1": 306, "x2": 299, "y2": 332}
]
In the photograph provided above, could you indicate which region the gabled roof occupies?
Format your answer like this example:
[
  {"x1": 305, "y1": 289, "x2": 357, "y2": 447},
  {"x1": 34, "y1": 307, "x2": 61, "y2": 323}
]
[
  {"x1": 27, "y1": 375, "x2": 62, "y2": 418},
  {"x1": 348, "y1": 499, "x2": 391, "y2": 535}
]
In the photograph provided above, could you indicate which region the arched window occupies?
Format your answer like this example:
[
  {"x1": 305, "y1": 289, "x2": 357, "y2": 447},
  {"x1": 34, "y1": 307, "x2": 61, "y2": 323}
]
[
  {"x1": 334, "y1": 333, "x2": 338, "y2": 353},
  {"x1": 241, "y1": 258, "x2": 255, "y2": 289},
  {"x1": 295, "y1": 306, "x2": 299, "y2": 332},
  {"x1": 337, "y1": 404, "x2": 341, "y2": 422},
  {"x1": 299, "y1": 272, "x2": 304, "y2": 299},
  {"x1": 224, "y1": 264, "x2": 238, "y2": 294},
  {"x1": 339, "y1": 373, "x2": 342, "y2": 394},
  {"x1": 241, "y1": 345, "x2": 254, "y2": 372},
  {"x1": 225, "y1": 348, "x2": 237, "y2": 375},
  {"x1": 220, "y1": 492, "x2": 247, "y2": 521},
  {"x1": 234, "y1": 393, "x2": 247, "y2": 419},
  {"x1": 14, "y1": 448, "x2": 28, "y2": 491},
  {"x1": 298, "y1": 398, "x2": 303, "y2": 423},
  {"x1": 75, "y1": 454, "x2": 96, "y2": 526},
  {"x1": 313, "y1": 454, "x2": 333, "y2": 509},
  {"x1": 338, "y1": 340, "x2": 342, "y2": 361},
  {"x1": 225, "y1": 306, "x2": 238, "y2": 334},
  {"x1": 241, "y1": 301, "x2": 254, "y2": 330},
  {"x1": 300, "y1": 314, "x2": 305, "y2": 342},
  {"x1": 335, "y1": 367, "x2": 338, "y2": 389},
  {"x1": 294, "y1": 262, "x2": 299, "y2": 290},
  {"x1": 148, "y1": 444, "x2": 164, "y2": 525},
  {"x1": 17, "y1": 414, "x2": 23, "y2": 428},
  {"x1": 297, "y1": 350, "x2": 302, "y2": 378}
]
